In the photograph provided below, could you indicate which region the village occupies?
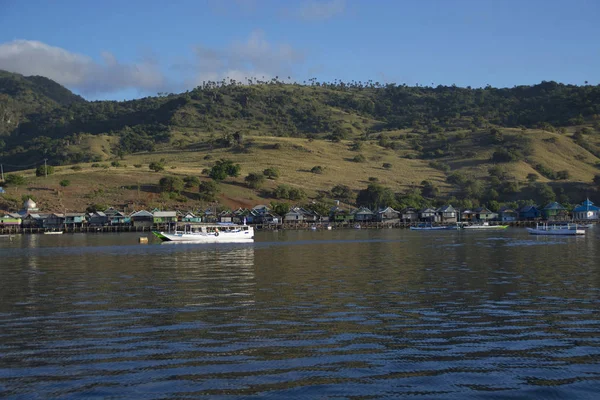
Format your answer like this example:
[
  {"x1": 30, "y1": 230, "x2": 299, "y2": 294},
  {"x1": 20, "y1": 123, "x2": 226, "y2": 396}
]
[{"x1": 1, "y1": 197, "x2": 598, "y2": 234}]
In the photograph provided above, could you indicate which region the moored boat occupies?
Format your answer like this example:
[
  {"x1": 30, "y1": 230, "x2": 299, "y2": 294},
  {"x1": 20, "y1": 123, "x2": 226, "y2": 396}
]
[
  {"x1": 152, "y1": 223, "x2": 254, "y2": 243},
  {"x1": 462, "y1": 222, "x2": 508, "y2": 230},
  {"x1": 410, "y1": 224, "x2": 458, "y2": 231},
  {"x1": 527, "y1": 223, "x2": 585, "y2": 236}
]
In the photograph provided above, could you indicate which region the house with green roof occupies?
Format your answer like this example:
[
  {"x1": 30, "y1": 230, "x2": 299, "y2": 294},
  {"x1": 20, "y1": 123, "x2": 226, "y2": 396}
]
[{"x1": 542, "y1": 202, "x2": 568, "y2": 220}]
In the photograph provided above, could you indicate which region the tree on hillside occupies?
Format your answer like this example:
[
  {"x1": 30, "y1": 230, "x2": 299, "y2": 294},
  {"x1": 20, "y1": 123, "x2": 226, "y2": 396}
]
[
  {"x1": 270, "y1": 201, "x2": 290, "y2": 216},
  {"x1": 357, "y1": 183, "x2": 395, "y2": 210},
  {"x1": 304, "y1": 201, "x2": 330, "y2": 216},
  {"x1": 527, "y1": 173, "x2": 539, "y2": 183},
  {"x1": 535, "y1": 183, "x2": 556, "y2": 205},
  {"x1": 183, "y1": 176, "x2": 201, "y2": 188},
  {"x1": 159, "y1": 176, "x2": 184, "y2": 193},
  {"x1": 199, "y1": 180, "x2": 219, "y2": 202},
  {"x1": 331, "y1": 184, "x2": 354, "y2": 202},
  {"x1": 263, "y1": 167, "x2": 280, "y2": 179},
  {"x1": 209, "y1": 159, "x2": 241, "y2": 181},
  {"x1": 420, "y1": 180, "x2": 439, "y2": 199}
]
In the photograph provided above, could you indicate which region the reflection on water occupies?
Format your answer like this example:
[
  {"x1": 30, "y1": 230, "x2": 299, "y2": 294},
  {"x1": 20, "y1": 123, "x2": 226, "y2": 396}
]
[{"x1": 0, "y1": 229, "x2": 599, "y2": 398}]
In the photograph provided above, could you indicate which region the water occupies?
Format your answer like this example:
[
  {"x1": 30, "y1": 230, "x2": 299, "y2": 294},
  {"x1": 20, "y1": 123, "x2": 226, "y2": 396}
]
[{"x1": 1, "y1": 229, "x2": 599, "y2": 399}]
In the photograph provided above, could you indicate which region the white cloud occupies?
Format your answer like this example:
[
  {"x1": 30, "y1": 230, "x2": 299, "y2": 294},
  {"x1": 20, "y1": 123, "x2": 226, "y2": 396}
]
[
  {"x1": 190, "y1": 30, "x2": 304, "y2": 86},
  {"x1": 296, "y1": 0, "x2": 346, "y2": 21},
  {"x1": 0, "y1": 40, "x2": 167, "y2": 95},
  {"x1": 0, "y1": 33, "x2": 305, "y2": 97}
]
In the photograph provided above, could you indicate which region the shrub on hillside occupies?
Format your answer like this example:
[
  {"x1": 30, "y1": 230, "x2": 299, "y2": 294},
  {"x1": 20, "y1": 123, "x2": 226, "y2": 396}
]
[
  {"x1": 245, "y1": 172, "x2": 266, "y2": 189},
  {"x1": 36, "y1": 165, "x2": 55, "y2": 177},
  {"x1": 5, "y1": 174, "x2": 26, "y2": 186}
]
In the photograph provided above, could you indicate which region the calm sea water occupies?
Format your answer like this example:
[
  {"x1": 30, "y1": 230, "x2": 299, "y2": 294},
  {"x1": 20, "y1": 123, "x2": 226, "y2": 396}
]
[{"x1": 1, "y1": 228, "x2": 599, "y2": 399}]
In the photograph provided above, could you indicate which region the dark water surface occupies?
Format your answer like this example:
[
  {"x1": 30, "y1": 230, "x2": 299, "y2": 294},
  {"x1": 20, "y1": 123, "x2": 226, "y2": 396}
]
[{"x1": 1, "y1": 229, "x2": 599, "y2": 399}]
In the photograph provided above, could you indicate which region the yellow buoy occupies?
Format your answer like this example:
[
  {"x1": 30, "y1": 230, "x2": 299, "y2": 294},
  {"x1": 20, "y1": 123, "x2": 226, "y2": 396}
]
[{"x1": 139, "y1": 237, "x2": 149, "y2": 244}]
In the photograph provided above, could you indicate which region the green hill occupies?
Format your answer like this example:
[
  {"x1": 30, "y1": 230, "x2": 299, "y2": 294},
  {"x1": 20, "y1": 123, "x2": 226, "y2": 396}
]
[{"x1": 0, "y1": 71, "x2": 599, "y2": 212}]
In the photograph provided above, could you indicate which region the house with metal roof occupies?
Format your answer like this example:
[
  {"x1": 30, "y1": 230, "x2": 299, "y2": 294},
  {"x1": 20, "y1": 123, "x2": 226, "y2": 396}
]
[
  {"x1": 572, "y1": 199, "x2": 599, "y2": 220},
  {"x1": 542, "y1": 202, "x2": 568, "y2": 220}
]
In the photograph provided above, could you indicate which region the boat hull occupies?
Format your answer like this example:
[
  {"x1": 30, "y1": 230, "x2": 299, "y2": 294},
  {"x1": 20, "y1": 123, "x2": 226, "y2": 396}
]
[
  {"x1": 462, "y1": 225, "x2": 509, "y2": 230},
  {"x1": 527, "y1": 228, "x2": 585, "y2": 235},
  {"x1": 410, "y1": 226, "x2": 456, "y2": 231}
]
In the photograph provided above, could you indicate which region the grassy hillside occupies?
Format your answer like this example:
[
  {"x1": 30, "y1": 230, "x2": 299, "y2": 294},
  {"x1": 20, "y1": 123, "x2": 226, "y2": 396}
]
[
  {"x1": 1, "y1": 71, "x2": 600, "y2": 212},
  {"x1": 2, "y1": 129, "x2": 599, "y2": 213}
]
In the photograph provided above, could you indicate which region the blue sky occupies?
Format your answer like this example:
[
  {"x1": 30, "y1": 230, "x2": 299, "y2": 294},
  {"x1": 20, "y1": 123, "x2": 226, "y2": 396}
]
[{"x1": 0, "y1": 0, "x2": 598, "y2": 100}]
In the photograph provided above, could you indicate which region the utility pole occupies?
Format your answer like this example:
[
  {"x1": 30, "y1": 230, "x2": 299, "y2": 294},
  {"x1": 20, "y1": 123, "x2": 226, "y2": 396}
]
[{"x1": 44, "y1": 159, "x2": 48, "y2": 178}]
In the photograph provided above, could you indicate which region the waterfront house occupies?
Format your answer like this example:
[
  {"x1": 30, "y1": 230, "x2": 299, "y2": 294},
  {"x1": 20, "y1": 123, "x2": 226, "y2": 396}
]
[
  {"x1": 153, "y1": 211, "x2": 177, "y2": 224},
  {"x1": 252, "y1": 205, "x2": 270, "y2": 215},
  {"x1": 87, "y1": 212, "x2": 109, "y2": 226},
  {"x1": 262, "y1": 212, "x2": 280, "y2": 224},
  {"x1": 302, "y1": 208, "x2": 323, "y2": 223},
  {"x1": 353, "y1": 207, "x2": 374, "y2": 222},
  {"x1": 572, "y1": 199, "x2": 599, "y2": 220},
  {"x1": 461, "y1": 210, "x2": 475, "y2": 222},
  {"x1": 21, "y1": 214, "x2": 46, "y2": 228},
  {"x1": 179, "y1": 211, "x2": 202, "y2": 223},
  {"x1": 104, "y1": 207, "x2": 130, "y2": 225},
  {"x1": 219, "y1": 211, "x2": 234, "y2": 223},
  {"x1": 519, "y1": 205, "x2": 540, "y2": 220},
  {"x1": 232, "y1": 208, "x2": 250, "y2": 224},
  {"x1": 375, "y1": 207, "x2": 400, "y2": 223},
  {"x1": 542, "y1": 202, "x2": 568, "y2": 220},
  {"x1": 202, "y1": 209, "x2": 218, "y2": 223},
  {"x1": 0, "y1": 213, "x2": 22, "y2": 227},
  {"x1": 419, "y1": 207, "x2": 439, "y2": 222},
  {"x1": 473, "y1": 207, "x2": 496, "y2": 221},
  {"x1": 44, "y1": 213, "x2": 65, "y2": 229},
  {"x1": 498, "y1": 207, "x2": 518, "y2": 222},
  {"x1": 130, "y1": 210, "x2": 154, "y2": 228},
  {"x1": 284, "y1": 207, "x2": 306, "y2": 223},
  {"x1": 65, "y1": 213, "x2": 86, "y2": 228},
  {"x1": 400, "y1": 207, "x2": 419, "y2": 222},
  {"x1": 437, "y1": 205, "x2": 457, "y2": 223}
]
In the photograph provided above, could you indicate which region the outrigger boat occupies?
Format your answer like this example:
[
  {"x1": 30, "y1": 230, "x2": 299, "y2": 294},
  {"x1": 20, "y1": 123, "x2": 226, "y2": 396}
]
[{"x1": 152, "y1": 222, "x2": 254, "y2": 243}]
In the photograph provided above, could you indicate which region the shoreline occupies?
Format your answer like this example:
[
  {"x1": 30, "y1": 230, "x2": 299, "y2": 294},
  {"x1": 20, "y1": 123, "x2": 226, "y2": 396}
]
[{"x1": 1, "y1": 220, "x2": 596, "y2": 235}]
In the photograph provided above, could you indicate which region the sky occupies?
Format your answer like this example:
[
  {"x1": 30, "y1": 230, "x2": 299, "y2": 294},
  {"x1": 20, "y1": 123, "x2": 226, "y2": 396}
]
[{"x1": 0, "y1": 0, "x2": 599, "y2": 100}]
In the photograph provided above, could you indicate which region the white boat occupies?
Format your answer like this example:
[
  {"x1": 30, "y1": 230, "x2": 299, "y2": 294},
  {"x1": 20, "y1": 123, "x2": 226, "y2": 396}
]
[
  {"x1": 43, "y1": 231, "x2": 64, "y2": 235},
  {"x1": 527, "y1": 223, "x2": 585, "y2": 236},
  {"x1": 152, "y1": 223, "x2": 254, "y2": 243},
  {"x1": 462, "y1": 222, "x2": 508, "y2": 230}
]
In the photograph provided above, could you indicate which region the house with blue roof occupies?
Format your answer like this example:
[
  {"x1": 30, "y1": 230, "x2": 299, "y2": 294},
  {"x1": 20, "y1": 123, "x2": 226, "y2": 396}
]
[
  {"x1": 519, "y1": 205, "x2": 540, "y2": 220},
  {"x1": 572, "y1": 199, "x2": 599, "y2": 220}
]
